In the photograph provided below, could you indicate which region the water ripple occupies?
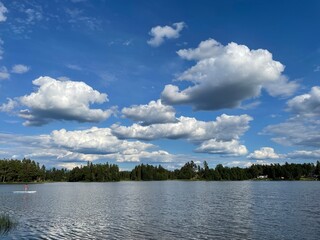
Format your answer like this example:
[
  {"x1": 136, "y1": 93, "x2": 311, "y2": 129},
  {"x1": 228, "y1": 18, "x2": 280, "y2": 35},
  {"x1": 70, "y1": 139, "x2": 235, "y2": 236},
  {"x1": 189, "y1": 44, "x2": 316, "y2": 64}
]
[{"x1": 1, "y1": 181, "x2": 320, "y2": 240}]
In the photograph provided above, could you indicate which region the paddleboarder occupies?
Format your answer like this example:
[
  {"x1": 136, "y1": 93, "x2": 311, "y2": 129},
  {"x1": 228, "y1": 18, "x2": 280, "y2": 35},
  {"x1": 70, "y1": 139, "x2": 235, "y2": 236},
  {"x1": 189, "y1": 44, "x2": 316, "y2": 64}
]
[{"x1": 24, "y1": 184, "x2": 28, "y2": 191}]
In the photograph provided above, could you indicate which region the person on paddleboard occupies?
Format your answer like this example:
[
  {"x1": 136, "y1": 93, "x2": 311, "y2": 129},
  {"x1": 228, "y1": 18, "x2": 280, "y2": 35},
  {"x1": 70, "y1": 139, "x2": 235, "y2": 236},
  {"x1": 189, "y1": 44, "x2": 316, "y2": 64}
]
[{"x1": 24, "y1": 184, "x2": 28, "y2": 191}]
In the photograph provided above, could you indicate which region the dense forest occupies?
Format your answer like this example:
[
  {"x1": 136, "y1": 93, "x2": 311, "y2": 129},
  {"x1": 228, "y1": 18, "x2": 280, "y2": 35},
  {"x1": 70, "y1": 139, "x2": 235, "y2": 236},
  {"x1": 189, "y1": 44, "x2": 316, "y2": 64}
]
[{"x1": 0, "y1": 158, "x2": 319, "y2": 183}]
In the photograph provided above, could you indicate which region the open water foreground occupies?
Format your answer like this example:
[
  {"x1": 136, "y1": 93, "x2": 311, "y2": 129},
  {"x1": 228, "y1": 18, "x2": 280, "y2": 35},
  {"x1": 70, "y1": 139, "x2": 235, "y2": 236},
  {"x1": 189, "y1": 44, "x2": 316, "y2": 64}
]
[{"x1": 0, "y1": 181, "x2": 319, "y2": 240}]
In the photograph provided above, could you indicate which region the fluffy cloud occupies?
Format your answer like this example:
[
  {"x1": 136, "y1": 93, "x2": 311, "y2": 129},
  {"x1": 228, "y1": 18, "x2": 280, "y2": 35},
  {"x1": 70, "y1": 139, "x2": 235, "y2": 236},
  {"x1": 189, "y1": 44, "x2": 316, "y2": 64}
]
[
  {"x1": 112, "y1": 114, "x2": 252, "y2": 142},
  {"x1": 286, "y1": 86, "x2": 320, "y2": 117},
  {"x1": 177, "y1": 38, "x2": 222, "y2": 60},
  {"x1": 247, "y1": 147, "x2": 280, "y2": 160},
  {"x1": 11, "y1": 64, "x2": 30, "y2": 74},
  {"x1": 0, "y1": 66, "x2": 9, "y2": 79},
  {"x1": 51, "y1": 127, "x2": 153, "y2": 155},
  {"x1": 263, "y1": 86, "x2": 320, "y2": 150},
  {"x1": 161, "y1": 39, "x2": 298, "y2": 110},
  {"x1": 195, "y1": 139, "x2": 248, "y2": 156},
  {"x1": 112, "y1": 114, "x2": 252, "y2": 156},
  {"x1": 122, "y1": 99, "x2": 177, "y2": 125},
  {"x1": 49, "y1": 127, "x2": 180, "y2": 164},
  {"x1": 286, "y1": 150, "x2": 320, "y2": 159},
  {"x1": 225, "y1": 160, "x2": 272, "y2": 168},
  {"x1": 0, "y1": 128, "x2": 179, "y2": 166},
  {"x1": 110, "y1": 150, "x2": 173, "y2": 163},
  {"x1": 17, "y1": 76, "x2": 113, "y2": 126},
  {"x1": 147, "y1": 22, "x2": 185, "y2": 47},
  {"x1": 0, "y1": 98, "x2": 18, "y2": 112},
  {"x1": 0, "y1": 2, "x2": 8, "y2": 22},
  {"x1": 264, "y1": 117, "x2": 320, "y2": 148}
]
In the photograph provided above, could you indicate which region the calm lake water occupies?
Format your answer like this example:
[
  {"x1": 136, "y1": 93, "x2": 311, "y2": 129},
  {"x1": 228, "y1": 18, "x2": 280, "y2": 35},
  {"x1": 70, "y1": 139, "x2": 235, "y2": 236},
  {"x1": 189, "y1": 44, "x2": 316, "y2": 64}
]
[{"x1": 0, "y1": 181, "x2": 319, "y2": 239}]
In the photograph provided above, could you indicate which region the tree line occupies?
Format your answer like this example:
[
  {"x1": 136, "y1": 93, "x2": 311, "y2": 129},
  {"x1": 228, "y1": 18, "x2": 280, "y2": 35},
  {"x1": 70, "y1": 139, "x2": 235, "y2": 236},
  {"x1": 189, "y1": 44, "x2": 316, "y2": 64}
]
[{"x1": 0, "y1": 158, "x2": 319, "y2": 183}]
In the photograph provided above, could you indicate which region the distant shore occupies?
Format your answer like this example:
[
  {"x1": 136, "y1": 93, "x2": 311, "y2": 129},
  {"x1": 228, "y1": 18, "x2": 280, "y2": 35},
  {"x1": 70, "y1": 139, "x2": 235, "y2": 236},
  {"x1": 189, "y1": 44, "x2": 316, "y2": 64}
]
[
  {"x1": 1, "y1": 158, "x2": 319, "y2": 182},
  {"x1": 1, "y1": 178, "x2": 318, "y2": 184}
]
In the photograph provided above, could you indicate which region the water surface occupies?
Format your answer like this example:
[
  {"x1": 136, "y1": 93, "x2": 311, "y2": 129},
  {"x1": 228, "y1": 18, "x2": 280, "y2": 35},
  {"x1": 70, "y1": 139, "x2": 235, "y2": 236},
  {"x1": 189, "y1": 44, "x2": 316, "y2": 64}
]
[{"x1": 0, "y1": 181, "x2": 319, "y2": 239}]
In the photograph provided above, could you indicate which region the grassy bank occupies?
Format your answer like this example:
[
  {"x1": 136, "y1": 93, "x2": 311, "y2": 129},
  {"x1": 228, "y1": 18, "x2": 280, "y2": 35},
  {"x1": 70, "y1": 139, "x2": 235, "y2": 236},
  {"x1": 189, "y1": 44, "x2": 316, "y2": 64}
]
[{"x1": 0, "y1": 214, "x2": 16, "y2": 235}]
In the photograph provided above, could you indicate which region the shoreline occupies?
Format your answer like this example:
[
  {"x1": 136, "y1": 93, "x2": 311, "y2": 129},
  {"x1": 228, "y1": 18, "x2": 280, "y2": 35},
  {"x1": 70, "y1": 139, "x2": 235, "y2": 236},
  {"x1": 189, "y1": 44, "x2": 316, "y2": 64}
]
[{"x1": 1, "y1": 178, "x2": 318, "y2": 184}]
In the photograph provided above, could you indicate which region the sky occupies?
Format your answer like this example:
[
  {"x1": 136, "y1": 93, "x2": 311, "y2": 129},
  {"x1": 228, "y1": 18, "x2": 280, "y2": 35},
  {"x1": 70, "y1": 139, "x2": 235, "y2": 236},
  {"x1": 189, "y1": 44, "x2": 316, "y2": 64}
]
[{"x1": 0, "y1": 0, "x2": 319, "y2": 170}]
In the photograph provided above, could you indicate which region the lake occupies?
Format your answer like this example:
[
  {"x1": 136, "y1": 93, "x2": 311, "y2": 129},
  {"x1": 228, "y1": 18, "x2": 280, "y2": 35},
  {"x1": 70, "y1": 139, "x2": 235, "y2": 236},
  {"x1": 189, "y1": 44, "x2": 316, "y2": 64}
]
[{"x1": 0, "y1": 181, "x2": 319, "y2": 239}]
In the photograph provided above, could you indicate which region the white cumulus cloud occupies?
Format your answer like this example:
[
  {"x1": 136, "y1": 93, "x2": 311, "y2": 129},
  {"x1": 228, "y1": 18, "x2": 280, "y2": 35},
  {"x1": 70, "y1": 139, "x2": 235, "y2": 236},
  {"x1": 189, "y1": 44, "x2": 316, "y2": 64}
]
[
  {"x1": 286, "y1": 86, "x2": 320, "y2": 117},
  {"x1": 195, "y1": 139, "x2": 248, "y2": 156},
  {"x1": 147, "y1": 22, "x2": 185, "y2": 47},
  {"x1": 51, "y1": 127, "x2": 153, "y2": 155},
  {"x1": 247, "y1": 147, "x2": 280, "y2": 160},
  {"x1": 112, "y1": 114, "x2": 252, "y2": 142},
  {"x1": 0, "y1": 128, "x2": 180, "y2": 166},
  {"x1": 11, "y1": 64, "x2": 30, "y2": 74},
  {"x1": 112, "y1": 114, "x2": 252, "y2": 156},
  {"x1": 16, "y1": 76, "x2": 113, "y2": 126},
  {"x1": 264, "y1": 86, "x2": 320, "y2": 149},
  {"x1": 161, "y1": 39, "x2": 299, "y2": 110},
  {"x1": 122, "y1": 99, "x2": 177, "y2": 125},
  {"x1": 110, "y1": 150, "x2": 173, "y2": 163},
  {"x1": 0, "y1": 2, "x2": 8, "y2": 22}
]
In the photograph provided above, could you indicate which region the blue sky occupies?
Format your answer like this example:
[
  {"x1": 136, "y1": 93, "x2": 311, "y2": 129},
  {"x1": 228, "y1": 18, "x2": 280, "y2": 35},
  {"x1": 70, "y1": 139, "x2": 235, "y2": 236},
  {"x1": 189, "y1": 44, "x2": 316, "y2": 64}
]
[{"x1": 0, "y1": 0, "x2": 319, "y2": 170}]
